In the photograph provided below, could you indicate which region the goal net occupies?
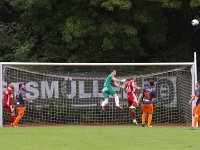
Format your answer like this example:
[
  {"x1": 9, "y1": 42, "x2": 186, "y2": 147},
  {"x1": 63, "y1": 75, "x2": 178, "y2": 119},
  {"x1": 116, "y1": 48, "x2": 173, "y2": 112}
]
[{"x1": 0, "y1": 63, "x2": 196, "y2": 127}]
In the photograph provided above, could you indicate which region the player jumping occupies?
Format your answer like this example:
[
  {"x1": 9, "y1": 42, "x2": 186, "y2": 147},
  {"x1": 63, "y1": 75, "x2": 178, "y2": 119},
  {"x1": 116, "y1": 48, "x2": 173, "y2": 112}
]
[
  {"x1": 124, "y1": 75, "x2": 141, "y2": 125},
  {"x1": 3, "y1": 81, "x2": 15, "y2": 125},
  {"x1": 101, "y1": 69, "x2": 125, "y2": 111}
]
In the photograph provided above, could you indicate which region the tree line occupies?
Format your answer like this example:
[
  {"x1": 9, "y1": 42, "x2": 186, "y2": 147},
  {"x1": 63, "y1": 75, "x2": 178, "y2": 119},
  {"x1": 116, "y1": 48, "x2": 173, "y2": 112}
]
[{"x1": 0, "y1": 0, "x2": 199, "y2": 66}]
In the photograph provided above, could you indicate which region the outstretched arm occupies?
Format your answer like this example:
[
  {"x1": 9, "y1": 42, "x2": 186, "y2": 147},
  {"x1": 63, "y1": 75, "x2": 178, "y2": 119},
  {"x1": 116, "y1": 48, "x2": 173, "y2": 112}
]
[
  {"x1": 114, "y1": 81, "x2": 120, "y2": 87},
  {"x1": 114, "y1": 81, "x2": 124, "y2": 89},
  {"x1": 189, "y1": 95, "x2": 198, "y2": 105},
  {"x1": 23, "y1": 97, "x2": 33, "y2": 103},
  {"x1": 112, "y1": 77, "x2": 126, "y2": 83},
  {"x1": 112, "y1": 77, "x2": 121, "y2": 83},
  {"x1": 152, "y1": 98, "x2": 156, "y2": 103},
  {"x1": 138, "y1": 93, "x2": 143, "y2": 104}
]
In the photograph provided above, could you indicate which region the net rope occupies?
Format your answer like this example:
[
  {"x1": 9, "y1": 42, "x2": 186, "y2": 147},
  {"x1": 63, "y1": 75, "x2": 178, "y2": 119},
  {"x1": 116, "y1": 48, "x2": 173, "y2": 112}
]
[{"x1": 2, "y1": 65, "x2": 192, "y2": 125}]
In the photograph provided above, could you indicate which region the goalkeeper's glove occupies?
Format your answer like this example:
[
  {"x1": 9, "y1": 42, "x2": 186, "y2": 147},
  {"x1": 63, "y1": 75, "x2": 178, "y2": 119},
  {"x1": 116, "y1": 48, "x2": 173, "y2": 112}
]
[
  {"x1": 120, "y1": 85, "x2": 124, "y2": 89},
  {"x1": 120, "y1": 79, "x2": 126, "y2": 86},
  {"x1": 121, "y1": 79, "x2": 126, "y2": 82}
]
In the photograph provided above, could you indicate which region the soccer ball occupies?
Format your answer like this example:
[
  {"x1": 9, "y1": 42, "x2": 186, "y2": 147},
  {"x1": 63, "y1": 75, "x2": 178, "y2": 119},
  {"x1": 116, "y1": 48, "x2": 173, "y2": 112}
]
[{"x1": 191, "y1": 19, "x2": 199, "y2": 26}]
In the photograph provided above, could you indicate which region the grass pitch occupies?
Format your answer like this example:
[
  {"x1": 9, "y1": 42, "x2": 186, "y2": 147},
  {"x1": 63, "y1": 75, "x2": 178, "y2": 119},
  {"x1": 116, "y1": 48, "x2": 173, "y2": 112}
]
[{"x1": 0, "y1": 125, "x2": 199, "y2": 150}]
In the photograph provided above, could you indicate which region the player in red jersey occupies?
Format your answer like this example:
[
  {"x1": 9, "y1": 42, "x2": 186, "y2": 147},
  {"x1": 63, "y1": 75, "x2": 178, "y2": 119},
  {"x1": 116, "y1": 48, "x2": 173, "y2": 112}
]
[
  {"x1": 124, "y1": 76, "x2": 141, "y2": 125},
  {"x1": 3, "y1": 81, "x2": 15, "y2": 125}
]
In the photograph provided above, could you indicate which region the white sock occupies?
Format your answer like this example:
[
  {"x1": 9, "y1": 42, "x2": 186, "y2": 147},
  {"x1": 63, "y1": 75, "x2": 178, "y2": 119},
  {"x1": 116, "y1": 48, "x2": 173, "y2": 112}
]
[
  {"x1": 115, "y1": 96, "x2": 120, "y2": 107},
  {"x1": 101, "y1": 99, "x2": 108, "y2": 107}
]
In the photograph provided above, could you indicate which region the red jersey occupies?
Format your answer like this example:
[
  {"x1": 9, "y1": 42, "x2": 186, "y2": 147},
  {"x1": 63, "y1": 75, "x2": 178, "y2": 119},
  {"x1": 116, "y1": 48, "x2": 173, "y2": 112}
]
[
  {"x1": 4, "y1": 87, "x2": 14, "y2": 106},
  {"x1": 125, "y1": 80, "x2": 137, "y2": 96}
]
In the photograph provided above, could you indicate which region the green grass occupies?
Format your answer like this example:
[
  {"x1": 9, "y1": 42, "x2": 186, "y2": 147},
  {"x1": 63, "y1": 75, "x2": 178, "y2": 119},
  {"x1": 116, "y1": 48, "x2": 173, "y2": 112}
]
[{"x1": 0, "y1": 126, "x2": 199, "y2": 150}]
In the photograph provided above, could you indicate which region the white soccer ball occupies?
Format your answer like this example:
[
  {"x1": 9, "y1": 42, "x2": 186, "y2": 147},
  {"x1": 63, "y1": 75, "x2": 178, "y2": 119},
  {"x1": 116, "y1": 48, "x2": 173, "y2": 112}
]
[{"x1": 191, "y1": 19, "x2": 199, "y2": 26}]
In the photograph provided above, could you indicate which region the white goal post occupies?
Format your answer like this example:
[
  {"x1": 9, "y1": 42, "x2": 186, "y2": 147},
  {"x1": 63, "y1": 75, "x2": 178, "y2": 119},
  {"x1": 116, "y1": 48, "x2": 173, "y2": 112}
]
[{"x1": 0, "y1": 52, "x2": 197, "y2": 127}]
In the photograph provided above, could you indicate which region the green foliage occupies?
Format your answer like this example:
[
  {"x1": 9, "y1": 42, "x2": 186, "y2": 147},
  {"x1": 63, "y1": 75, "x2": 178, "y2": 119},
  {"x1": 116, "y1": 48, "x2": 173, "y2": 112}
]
[
  {"x1": 14, "y1": 40, "x2": 35, "y2": 61},
  {"x1": 190, "y1": 0, "x2": 200, "y2": 7},
  {"x1": 7, "y1": 0, "x2": 51, "y2": 10},
  {"x1": 102, "y1": 37, "x2": 114, "y2": 50},
  {"x1": 0, "y1": 0, "x2": 199, "y2": 65},
  {"x1": 62, "y1": 17, "x2": 96, "y2": 50},
  {"x1": 90, "y1": 0, "x2": 132, "y2": 11},
  {"x1": 0, "y1": 21, "x2": 36, "y2": 61},
  {"x1": 151, "y1": 0, "x2": 182, "y2": 8},
  {"x1": 101, "y1": 0, "x2": 132, "y2": 11}
]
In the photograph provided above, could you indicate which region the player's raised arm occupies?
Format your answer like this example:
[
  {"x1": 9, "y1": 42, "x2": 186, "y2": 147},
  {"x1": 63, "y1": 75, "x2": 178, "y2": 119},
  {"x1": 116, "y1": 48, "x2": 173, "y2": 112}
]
[
  {"x1": 114, "y1": 81, "x2": 120, "y2": 87},
  {"x1": 138, "y1": 84, "x2": 144, "y2": 103},
  {"x1": 138, "y1": 93, "x2": 143, "y2": 104},
  {"x1": 152, "y1": 98, "x2": 156, "y2": 103},
  {"x1": 189, "y1": 94, "x2": 200, "y2": 105},
  {"x1": 112, "y1": 76, "x2": 126, "y2": 83},
  {"x1": 112, "y1": 76, "x2": 121, "y2": 82},
  {"x1": 189, "y1": 82, "x2": 200, "y2": 104},
  {"x1": 189, "y1": 95, "x2": 195, "y2": 104},
  {"x1": 112, "y1": 76, "x2": 126, "y2": 88},
  {"x1": 152, "y1": 88, "x2": 157, "y2": 103}
]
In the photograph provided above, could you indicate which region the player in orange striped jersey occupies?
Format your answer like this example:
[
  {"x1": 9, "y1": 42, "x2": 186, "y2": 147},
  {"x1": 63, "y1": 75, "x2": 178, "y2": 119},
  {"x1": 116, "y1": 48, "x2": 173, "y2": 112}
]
[
  {"x1": 13, "y1": 83, "x2": 32, "y2": 127},
  {"x1": 189, "y1": 81, "x2": 200, "y2": 129},
  {"x1": 138, "y1": 80, "x2": 156, "y2": 127}
]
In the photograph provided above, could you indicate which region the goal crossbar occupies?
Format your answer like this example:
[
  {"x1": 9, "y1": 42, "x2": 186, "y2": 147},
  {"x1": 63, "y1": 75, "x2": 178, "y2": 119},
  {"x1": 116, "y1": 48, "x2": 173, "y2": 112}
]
[
  {"x1": 0, "y1": 62, "x2": 195, "y2": 66},
  {"x1": 0, "y1": 53, "x2": 197, "y2": 127}
]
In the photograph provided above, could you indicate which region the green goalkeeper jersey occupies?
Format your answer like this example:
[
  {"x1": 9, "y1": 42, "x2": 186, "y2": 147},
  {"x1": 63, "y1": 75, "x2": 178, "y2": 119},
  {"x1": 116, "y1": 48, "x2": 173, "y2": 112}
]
[{"x1": 104, "y1": 74, "x2": 114, "y2": 87}]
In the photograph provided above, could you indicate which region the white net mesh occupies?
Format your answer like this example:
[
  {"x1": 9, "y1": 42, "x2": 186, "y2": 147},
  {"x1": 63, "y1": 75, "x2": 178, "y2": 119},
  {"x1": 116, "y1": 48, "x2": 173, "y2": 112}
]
[{"x1": 2, "y1": 64, "x2": 193, "y2": 126}]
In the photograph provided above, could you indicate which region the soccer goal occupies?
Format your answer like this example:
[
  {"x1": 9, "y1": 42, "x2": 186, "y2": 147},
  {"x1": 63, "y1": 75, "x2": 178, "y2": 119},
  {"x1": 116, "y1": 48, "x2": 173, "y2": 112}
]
[{"x1": 0, "y1": 54, "x2": 197, "y2": 127}]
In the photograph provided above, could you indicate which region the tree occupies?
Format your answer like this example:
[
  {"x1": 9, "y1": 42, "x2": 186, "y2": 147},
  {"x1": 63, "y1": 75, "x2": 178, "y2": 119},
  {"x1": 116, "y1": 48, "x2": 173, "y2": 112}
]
[{"x1": 0, "y1": 0, "x2": 199, "y2": 66}]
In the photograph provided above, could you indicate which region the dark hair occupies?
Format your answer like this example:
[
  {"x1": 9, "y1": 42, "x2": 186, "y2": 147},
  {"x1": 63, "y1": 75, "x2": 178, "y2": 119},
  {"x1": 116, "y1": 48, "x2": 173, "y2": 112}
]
[
  {"x1": 19, "y1": 83, "x2": 23, "y2": 89},
  {"x1": 7, "y1": 80, "x2": 12, "y2": 85},
  {"x1": 131, "y1": 75, "x2": 136, "y2": 79},
  {"x1": 198, "y1": 80, "x2": 200, "y2": 84},
  {"x1": 110, "y1": 69, "x2": 116, "y2": 73},
  {"x1": 149, "y1": 80, "x2": 154, "y2": 86}
]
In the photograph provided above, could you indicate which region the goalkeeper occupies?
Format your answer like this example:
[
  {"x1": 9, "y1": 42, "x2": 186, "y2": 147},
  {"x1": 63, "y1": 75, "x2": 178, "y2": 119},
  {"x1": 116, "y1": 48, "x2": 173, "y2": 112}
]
[
  {"x1": 101, "y1": 69, "x2": 125, "y2": 111},
  {"x1": 12, "y1": 83, "x2": 32, "y2": 127}
]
